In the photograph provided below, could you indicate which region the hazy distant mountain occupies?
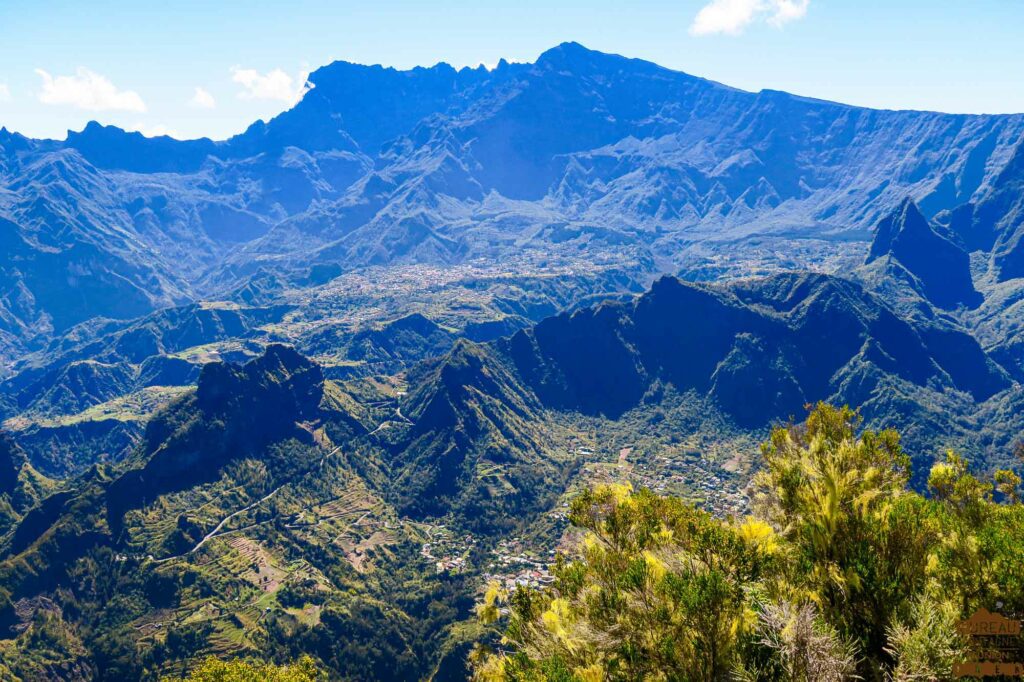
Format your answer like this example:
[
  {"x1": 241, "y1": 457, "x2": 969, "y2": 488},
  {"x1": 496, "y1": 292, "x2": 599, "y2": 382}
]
[{"x1": 3, "y1": 43, "x2": 1024, "y2": 363}]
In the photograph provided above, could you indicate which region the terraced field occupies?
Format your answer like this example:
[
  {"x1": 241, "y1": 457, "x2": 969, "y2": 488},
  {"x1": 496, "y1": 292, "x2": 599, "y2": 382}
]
[
  {"x1": 286, "y1": 483, "x2": 399, "y2": 573},
  {"x1": 3, "y1": 385, "x2": 193, "y2": 431},
  {"x1": 133, "y1": 531, "x2": 339, "y2": 672}
]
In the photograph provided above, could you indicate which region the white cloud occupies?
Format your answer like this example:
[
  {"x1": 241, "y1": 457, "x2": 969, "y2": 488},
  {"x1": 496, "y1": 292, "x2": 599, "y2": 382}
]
[
  {"x1": 127, "y1": 122, "x2": 181, "y2": 139},
  {"x1": 35, "y1": 67, "x2": 146, "y2": 111},
  {"x1": 690, "y1": 0, "x2": 809, "y2": 36},
  {"x1": 768, "y1": 0, "x2": 810, "y2": 26},
  {"x1": 189, "y1": 86, "x2": 216, "y2": 109},
  {"x1": 0, "y1": 84, "x2": 10, "y2": 102},
  {"x1": 230, "y1": 67, "x2": 309, "y2": 104}
]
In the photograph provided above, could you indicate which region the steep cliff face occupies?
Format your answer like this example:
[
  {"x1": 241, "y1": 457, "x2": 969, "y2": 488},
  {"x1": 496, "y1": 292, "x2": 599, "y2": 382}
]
[
  {"x1": 866, "y1": 199, "x2": 981, "y2": 309},
  {"x1": 113, "y1": 344, "x2": 325, "y2": 511},
  {"x1": 941, "y1": 140, "x2": 1024, "y2": 281}
]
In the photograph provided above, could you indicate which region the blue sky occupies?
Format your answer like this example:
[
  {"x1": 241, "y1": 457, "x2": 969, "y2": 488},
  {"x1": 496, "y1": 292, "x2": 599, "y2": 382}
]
[{"x1": 1, "y1": 1, "x2": 1022, "y2": 141}]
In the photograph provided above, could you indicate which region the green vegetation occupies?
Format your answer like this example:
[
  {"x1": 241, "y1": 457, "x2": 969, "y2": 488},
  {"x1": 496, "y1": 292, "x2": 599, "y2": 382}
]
[
  {"x1": 0, "y1": 433, "x2": 57, "y2": 535},
  {"x1": 4, "y1": 386, "x2": 193, "y2": 431},
  {"x1": 159, "y1": 655, "x2": 323, "y2": 682},
  {"x1": 473, "y1": 404, "x2": 1024, "y2": 681},
  {"x1": 0, "y1": 347, "x2": 487, "y2": 681},
  {"x1": 2, "y1": 330, "x2": 1023, "y2": 681}
]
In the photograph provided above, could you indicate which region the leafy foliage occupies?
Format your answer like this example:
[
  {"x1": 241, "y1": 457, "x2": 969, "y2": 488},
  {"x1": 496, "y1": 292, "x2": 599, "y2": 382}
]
[
  {"x1": 159, "y1": 655, "x2": 324, "y2": 682},
  {"x1": 475, "y1": 403, "x2": 1024, "y2": 681}
]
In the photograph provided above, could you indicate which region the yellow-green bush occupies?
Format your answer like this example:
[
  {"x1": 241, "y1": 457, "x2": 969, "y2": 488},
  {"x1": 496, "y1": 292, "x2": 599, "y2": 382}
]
[
  {"x1": 474, "y1": 403, "x2": 1024, "y2": 681},
  {"x1": 161, "y1": 655, "x2": 324, "y2": 682}
]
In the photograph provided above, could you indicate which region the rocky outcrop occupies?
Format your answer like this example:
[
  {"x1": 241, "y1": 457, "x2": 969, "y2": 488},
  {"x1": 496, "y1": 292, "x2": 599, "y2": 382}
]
[{"x1": 866, "y1": 199, "x2": 981, "y2": 309}]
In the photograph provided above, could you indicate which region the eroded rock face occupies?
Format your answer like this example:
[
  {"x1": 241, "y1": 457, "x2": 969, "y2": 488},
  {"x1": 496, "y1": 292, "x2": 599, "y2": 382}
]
[
  {"x1": 196, "y1": 343, "x2": 324, "y2": 422},
  {"x1": 977, "y1": 142, "x2": 1024, "y2": 281},
  {"x1": 867, "y1": 199, "x2": 981, "y2": 309}
]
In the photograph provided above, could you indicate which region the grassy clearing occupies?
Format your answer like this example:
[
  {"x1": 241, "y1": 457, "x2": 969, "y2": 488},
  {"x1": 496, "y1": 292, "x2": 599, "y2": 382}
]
[{"x1": 3, "y1": 385, "x2": 193, "y2": 431}]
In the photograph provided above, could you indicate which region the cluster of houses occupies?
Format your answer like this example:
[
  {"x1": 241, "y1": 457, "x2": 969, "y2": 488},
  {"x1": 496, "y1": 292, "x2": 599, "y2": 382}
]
[
  {"x1": 482, "y1": 538, "x2": 557, "y2": 591},
  {"x1": 631, "y1": 453, "x2": 748, "y2": 517},
  {"x1": 420, "y1": 524, "x2": 477, "y2": 574}
]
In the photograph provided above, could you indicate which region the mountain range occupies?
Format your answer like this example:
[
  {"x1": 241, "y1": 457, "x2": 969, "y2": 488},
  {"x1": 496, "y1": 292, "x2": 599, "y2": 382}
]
[
  {"x1": 3, "y1": 254, "x2": 1023, "y2": 677},
  {"x1": 1, "y1": 42, "x2": 1024, "y2": 681},
  {"x1": 3, "y1": 42, "x2": 1024, "y2": 363}
]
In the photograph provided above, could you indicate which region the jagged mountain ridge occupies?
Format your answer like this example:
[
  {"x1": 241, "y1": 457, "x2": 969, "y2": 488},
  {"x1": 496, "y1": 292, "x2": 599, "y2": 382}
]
[
  {"x1": 3, "y1": 43, "x2": 1024, "y2": 362},
  {"x1": 388, "y1": 268, "x2": 1020, "y2": 517},
  {"x1": 496, "y1": 272, "x2": 1011, "y2": 420}
]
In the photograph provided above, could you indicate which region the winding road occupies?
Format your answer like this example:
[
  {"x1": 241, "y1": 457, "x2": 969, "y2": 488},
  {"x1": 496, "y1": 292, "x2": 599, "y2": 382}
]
[
  {"x1": 149, "y1": 402, "x2": 411, "y2": 563},
  {"x1": 368, "y1": 406, "x2": 413, "y2": 436},
  {"x1": 150, "y1": 444, "x2": 343, "y2": 563}
]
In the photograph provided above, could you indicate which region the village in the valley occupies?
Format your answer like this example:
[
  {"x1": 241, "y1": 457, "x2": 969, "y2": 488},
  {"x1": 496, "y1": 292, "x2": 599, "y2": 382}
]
[{"x1": 425, "y1": 431, "x2": 750, "y2": 598}]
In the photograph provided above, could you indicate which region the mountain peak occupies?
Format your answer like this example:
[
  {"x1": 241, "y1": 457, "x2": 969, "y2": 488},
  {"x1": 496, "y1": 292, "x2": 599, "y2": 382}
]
[
  {"x1": 0, "y1": 126, "x2": 31, "y2": 152},
  {"x1": 867, "y1": 197, "x2": 926, "y2": 261},
  {"x1": 195, "y1": 344, "x2": 323, "y2": 419},
  {"x1": 867, "y1": 198, "x2": 981, "y2": 309},
  {"x1": 537, "y1": 41, "x2": 591, "y2": 59},
  {"x1": 535, "y1": 41, "x2": 624, "y2": 70}
]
